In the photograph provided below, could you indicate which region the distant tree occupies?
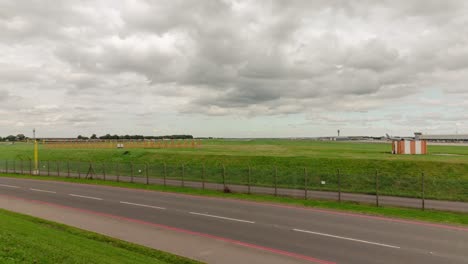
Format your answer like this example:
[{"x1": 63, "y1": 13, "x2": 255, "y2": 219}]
[
  {"x1": 99, "y1": 134, "x2": 111, "y2": 140},
  {"x1": 16, "y1": 134, "x2": 26, "y2": 141},
  {"x1": 77, "y1": 135, "x2": 89, "y2": 140},
  {"x1": 90, "y1": 134, "x2": 97, "y2": 139},
  {"x1": 6, "y1": 135, "x2": 16, "y2": 141}
]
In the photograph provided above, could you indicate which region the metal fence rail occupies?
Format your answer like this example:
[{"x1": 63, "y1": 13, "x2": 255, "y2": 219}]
[{"x1": 1, "y1": 159, "x2": 467, "y2": 211}]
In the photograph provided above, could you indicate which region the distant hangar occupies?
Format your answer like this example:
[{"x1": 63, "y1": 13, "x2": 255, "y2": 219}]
[{"x1": 414, "y1": 132, "x2": 468, "y2": 142}]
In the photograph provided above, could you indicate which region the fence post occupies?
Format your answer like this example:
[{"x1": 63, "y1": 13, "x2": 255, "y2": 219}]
[
  {"x1": 116, "y1": 163, "x2": 120, "y2": 182},
  {"x1": 20, "y1": 160, "x2": 23, "y2": 174},
  {"x1": 13, "y1": 160, "x2": 16, "y2": 174},
  {"x1": 337, "y1": 169, "x2": 341, "y2": 202},
  {"x1": 67, "y1": 161, "x2": 70, "y2": 178},
  {"x1": 103, "y1": 163, "x2": 106, "y2": 181},
  {"x1": 248, "y1": 166, "x2": 251, "y2": 194},
  {"x1": 181, "y1": 164, "x2": 185, "y2": 187},
  {"x1": 375, "y1": 170, "x2": 379, "y2": 207},
  {"x1": 29, "y1": 159, "x2": 32, "y2": 175},
  {"x1": 88, "y1": 162, "x2": 94, "y2": 179},
  {"x1": 56, "y1": 161, "x2": 60, "y2": 177},
  {"x1": 274, "y1": 166, "x2": 278, "y2": 196},
  {"x1": 145, "y1": 163, "x2": 149, "y2": 185},
  {"x1": 421, "y1": 172, "x2": 425, "y2": 211},
  {"x1": 304, "y1": 167, "x2": 308, "y2": 200},
  {"x1": 47, "y1": 161, "x2": 50, "y2": 176},
  {"x1": 131, "y1": 163, "x2": 134, "y2": 183},
  {"x1": 163, "y1": 162, "x2": 167, "y2": 186},
  {"x1": 202, "y1": 164, "x2": 205, "y2": 190},
  {"x1": 5, "y1": 160, "x2": 8, "y2": 174},
  {"x1": 222, "y1": 164, "x2": 226, "y2": 189}
]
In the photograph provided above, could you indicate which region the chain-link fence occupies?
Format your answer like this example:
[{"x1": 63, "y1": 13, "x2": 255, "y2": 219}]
[{"x1": 1, "y1": 159, "x2": 467, "y2": 209}]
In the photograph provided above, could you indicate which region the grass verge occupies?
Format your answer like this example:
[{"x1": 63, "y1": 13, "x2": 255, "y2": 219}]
[
  {"x1": 0, "y1": 208, "x2": 201, "y2": 264},
  {"x1": 1, "y1": 173, "x2": 468, "y2": 227},
  {"x1": 2, "y1": 140, "x2": 468, "y2": 203}
]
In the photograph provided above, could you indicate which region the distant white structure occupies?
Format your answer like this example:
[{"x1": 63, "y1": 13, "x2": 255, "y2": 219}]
[{"x1": 415, "y1": 132, "x2": 468, "y2": 142}]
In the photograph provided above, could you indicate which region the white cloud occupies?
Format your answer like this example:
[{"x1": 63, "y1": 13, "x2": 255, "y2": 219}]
[{"x1": 1, "y1": 0, "x2": 468, "y2": 137}]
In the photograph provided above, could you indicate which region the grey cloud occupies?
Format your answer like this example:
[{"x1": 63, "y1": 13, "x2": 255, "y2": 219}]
[
  {"x1": 1, "y1": 0, "x2": 468, "y2": 136},
  {"x1": 0, "y1": 64, "x2": 40, "y2": 83},
  {"x1": 345, "y1": 40, "x2": 401, "y2": 72},
  {"x1": 0, "y1": 1, "x2": 93, "y2": 43},
  {"x1": 0, "y1": 90, "x2": 10, "y2": 102}
]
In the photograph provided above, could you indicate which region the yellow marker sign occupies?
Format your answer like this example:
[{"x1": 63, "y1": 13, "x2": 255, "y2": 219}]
[{"x1": 34, "y1": 140, "x2": 39, "y2": 174}]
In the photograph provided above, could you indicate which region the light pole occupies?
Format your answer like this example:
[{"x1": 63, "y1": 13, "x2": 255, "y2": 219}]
[{"x1": 33, "y1": 128, "x2": 38, "y2": 175}]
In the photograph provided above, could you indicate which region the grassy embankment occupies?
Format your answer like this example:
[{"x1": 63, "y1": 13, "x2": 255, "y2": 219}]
[
  {"x1": 1, "y1": 140, "x2": 468, "y2": 201},
  {"x1": 0, "y1": 208, "x2": 201, "y2": 264}
]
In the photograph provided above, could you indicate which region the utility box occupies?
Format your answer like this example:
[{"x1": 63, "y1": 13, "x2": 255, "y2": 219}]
[{"x1": 392, "y1": 140, "x2": 427, "y2": 155}]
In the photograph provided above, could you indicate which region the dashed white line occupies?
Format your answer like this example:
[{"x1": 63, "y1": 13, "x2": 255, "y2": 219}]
[
  {"x1": 292, "y1": 229, "x2": 401, "y2": 249},
  {"x1": 189, "y1": 212, "x2": 255, "y2": 224},
  {"x1": 69, "y1": 194, "x2": 103, "y2": 200},
  {"x1": 0, "y1": 184, "x2": 20, "y2": 188},
  {"x1": 30, "y1": 188, "x2": 56, "y2": 194},
  {"x1": 120, "y1": 201, "x2": 166, "y2": 210}
]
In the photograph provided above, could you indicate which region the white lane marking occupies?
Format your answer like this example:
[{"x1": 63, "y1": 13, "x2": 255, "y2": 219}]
[
  {"x1": 293, "y1": 229, "x2": 400, "y2": 249},
  {"x1": 69, "y1": 194, "x2": 103, "y2": 200},
  {"x1": 189, "y1": 212, "x2": 255, "y2": 224},
  {"x1": 30, "y1": 188, "x2": 56, "y2": 194},
  {"x1": 120, "y1": 201, "x2": 166, "y2": 210},
  {"x1": 0, "y1": 184, "x2": 20, "y2": 188}
]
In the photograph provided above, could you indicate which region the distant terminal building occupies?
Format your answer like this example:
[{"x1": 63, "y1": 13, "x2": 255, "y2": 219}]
[
  {"x1": 392, "y1": 139, "x2": 427, "y2": 155},
  {"x1": 414, "y1": 132, "x2": 468, "y2": 142},
  {"x1": 318, "y1": 136, "x2": 385, "y2": 141}
]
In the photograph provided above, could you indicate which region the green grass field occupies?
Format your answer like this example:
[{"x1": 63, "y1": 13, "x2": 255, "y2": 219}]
[
  {"x1": 1, "y1": 140, "x2": 468, "y2": 201},
  {"x1": 0, "y1": 208, "x2": 200, "y2": 264}
]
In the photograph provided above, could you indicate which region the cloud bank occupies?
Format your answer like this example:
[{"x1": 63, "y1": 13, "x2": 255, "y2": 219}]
[{"x1": 1, "y1": 0, "x2": 468, "y2": 137}]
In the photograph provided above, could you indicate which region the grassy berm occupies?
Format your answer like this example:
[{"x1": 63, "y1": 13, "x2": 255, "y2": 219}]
[{"x1": 0, "y1": 209, "x2": 200, "y2": 264}]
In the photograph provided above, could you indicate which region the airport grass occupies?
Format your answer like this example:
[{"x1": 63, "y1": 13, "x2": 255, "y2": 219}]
[
  {"x1": 1, "y1": 173, "x2": 468, "y2": 227},
  {"x1": 2, "y1": 140, "x2": 468, "y2": 201},
  {"x1": 1, "y1": 140, "x2": 468, "y2": 177},
  {"x1": 0, "y1": 208, "x2": 201, "y2": 264}
]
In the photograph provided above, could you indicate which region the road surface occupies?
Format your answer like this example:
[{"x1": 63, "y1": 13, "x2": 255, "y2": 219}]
[
  {"x1": 4, "y1": 168, "x2": 468, "y2": 212},
  {"x1": 0, "y1": 177, "x2": 467, "y2": 264}
]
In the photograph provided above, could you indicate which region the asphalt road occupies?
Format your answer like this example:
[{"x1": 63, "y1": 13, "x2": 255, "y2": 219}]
[
  {"x1": 4, "y1": 167, "x2": 468, "y2": 213},
  {"x1": 5, "y1": 167, "x2": 468, "y2": 212},
  {"x1": 0, "y1": 177, "x2": 467, "y2": 264}
]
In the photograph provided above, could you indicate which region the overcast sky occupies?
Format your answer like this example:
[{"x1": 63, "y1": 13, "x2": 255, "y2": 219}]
[{"x1": 1, "y1": 0, "x2": 468, "y2": 138}]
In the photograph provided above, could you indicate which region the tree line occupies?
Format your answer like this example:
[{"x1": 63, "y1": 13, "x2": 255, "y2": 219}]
[
  {"x1": 77, "y1": 134, "x2": 194, "y2": 140},
  {"x1": 0, "y1": 134, "x2": 26, "y2": 142},
  {"x1": 0, "y1": 134, "x2": 194, "y2": 141}
]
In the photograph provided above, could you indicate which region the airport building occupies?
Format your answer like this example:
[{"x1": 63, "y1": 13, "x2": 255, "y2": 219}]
[{"x1": 414, "y1": 132, "x2": 468, "y2": 142}]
